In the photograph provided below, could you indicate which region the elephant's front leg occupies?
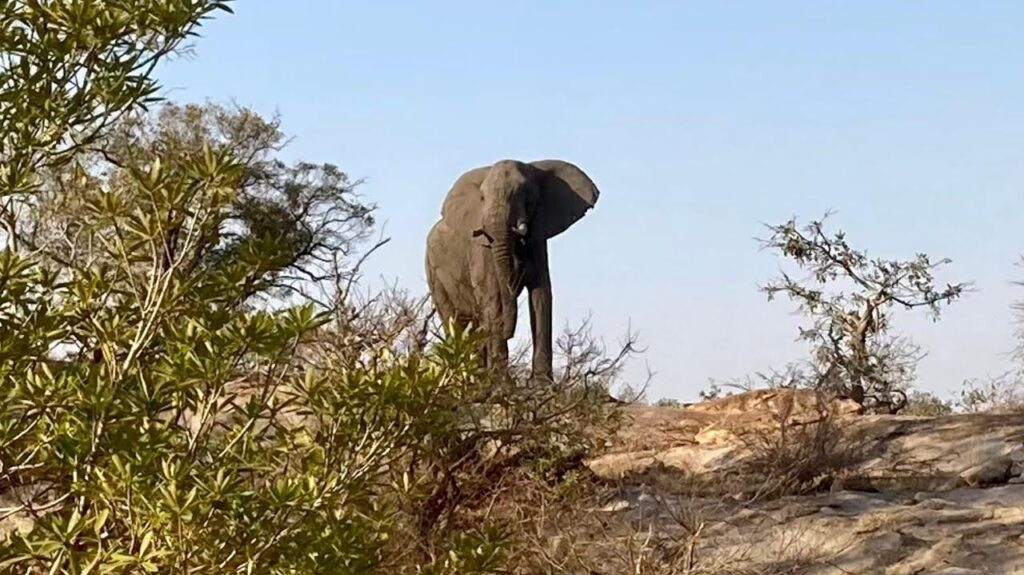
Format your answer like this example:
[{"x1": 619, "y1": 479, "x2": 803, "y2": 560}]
[{"x1": 527, "y1": 241, "x2": 553, "y2": 383}]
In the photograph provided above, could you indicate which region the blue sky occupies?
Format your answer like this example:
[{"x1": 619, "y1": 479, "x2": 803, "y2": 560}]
[{"x1": 158, "y1": 1, "x2": 1024, "y2": 401}]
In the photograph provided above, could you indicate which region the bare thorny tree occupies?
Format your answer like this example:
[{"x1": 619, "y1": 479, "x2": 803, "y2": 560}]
[{"x1": 759, "y1": 211, "x2": 968, "y2": 413}]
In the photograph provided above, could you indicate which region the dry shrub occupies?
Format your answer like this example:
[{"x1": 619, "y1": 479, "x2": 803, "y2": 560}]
[
  {"x1": 481, "y1": 473, "x2": 732, "y2": 574},
  {"x1": 958, "y1": 373, "x2": 1024, "y2": 414},
  {"x1": 628, "y1": 390, "x2": 864, "y2": 503},
  {"x1": 731, "y1": 391, "x2": 862, "y2": 502},
  {"x1": 902, "y1": 390, "x2": 954, "y2": 416}
]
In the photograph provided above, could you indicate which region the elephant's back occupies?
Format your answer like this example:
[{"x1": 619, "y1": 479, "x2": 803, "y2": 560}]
[
  {"x1": 440, "y1": 166, "x2": 488, "y2": 221},
  {"x1": 425, "y1": 220, "x2": 450, "y2": 271},
  {"x1": 426, "y1": 165, "x2": 490, "y2": 320},
  {"x1": 429, "y1": 165, "x2": 486, "y2": 284},
  {"x1": 425, "y1": 220, "x2": 478, "y2": 318},
  {"x1": 426, "y1": 220, "x2": 467, "y2": 273}
]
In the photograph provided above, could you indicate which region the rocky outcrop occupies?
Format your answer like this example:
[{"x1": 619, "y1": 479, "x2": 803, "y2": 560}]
[
  {"x1": 585, "y1": 388, "x2": 1024, "y2": 573},
  {"x1": 601, "y1": 485, "x2": 1024, "y2": 574},
  {"x1": 590, "y1": 389, "x2": 1024, "y2": 488}
]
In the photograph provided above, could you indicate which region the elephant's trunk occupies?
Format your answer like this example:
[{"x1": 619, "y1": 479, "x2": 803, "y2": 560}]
[{"x1": 490, "y1": 232, "x2": 517, "y2": 340}]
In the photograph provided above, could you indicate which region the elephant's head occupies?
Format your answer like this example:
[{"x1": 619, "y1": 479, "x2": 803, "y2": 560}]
[{"x1": 472, "y1": 159, "x2": 600, "y2": 339}]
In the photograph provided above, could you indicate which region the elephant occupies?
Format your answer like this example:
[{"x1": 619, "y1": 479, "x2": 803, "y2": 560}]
[{"x1": 425, "y1": 159, "x2": 600, "y2": 382}]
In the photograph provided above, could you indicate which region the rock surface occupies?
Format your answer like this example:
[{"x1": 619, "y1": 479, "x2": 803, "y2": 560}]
[{"x1": 585, "y1": 388, "x2": 1024, "y2": 574}]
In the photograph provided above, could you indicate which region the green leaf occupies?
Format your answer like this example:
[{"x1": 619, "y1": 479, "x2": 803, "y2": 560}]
[{"x1": 92, "y1": 509, "x2": 109, "y2": 536}]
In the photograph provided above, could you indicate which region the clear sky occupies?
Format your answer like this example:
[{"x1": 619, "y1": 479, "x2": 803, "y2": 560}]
[{"x1": 157, "y1": 1, "x2": 1024, "y2": 402}]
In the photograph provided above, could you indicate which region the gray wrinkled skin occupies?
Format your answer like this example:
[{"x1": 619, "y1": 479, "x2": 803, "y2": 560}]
[{"x1": 425, "y1": 159, "x2": 600, "y2": 381}]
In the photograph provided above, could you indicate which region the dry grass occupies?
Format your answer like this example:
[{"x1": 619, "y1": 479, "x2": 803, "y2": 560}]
[{"x1": 498, "y1": 484, "x2": 837, "y2": 574}]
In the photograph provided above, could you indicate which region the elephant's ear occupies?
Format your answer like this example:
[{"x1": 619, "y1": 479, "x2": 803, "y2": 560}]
[{"x1": 529, "y1": 160, "x2": 600, "y2": 240}]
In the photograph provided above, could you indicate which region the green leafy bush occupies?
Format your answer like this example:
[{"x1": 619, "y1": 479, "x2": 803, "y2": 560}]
[{"x1": 0, "y1": 6, "x2": 631, "y2": 573}]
